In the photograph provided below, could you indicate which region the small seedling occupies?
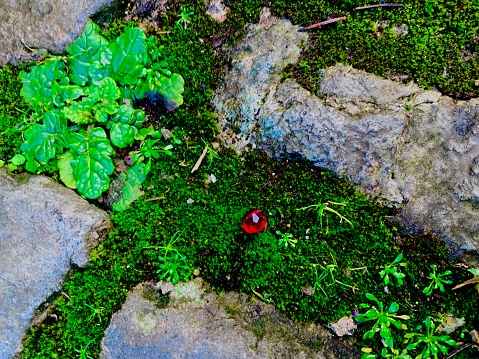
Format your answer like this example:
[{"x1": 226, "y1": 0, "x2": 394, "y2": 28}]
[
  {"x1": 276, "y1": 230, "x2": 298, "y2": 248},
  {"x1": 311, "y1": 253, "x2": 356, "y2": 296},
  {"x1": 0, "y1": 154, "x2": 25, "y2": 172},
  {"x1": 422, "y1": 265, "x2": 452, "y2": 296},
  {"x1": 142, "y1": 231, "x2": 184, "y2": 261},
  {"x1": 296, "y1": 200, "x2": 353, "y2": 234},
  {"x1": 176, "y1": 7, "x2": 194, "y2": 29},
  {"x1": 74, "y1": 340, "x2": 94, "y2": 359},
  {"x1": 356, "y1": 293, "x2": 410, "y2": 348},
  {"x1": 84, "y1": 302, "x2": 104, "y2": 323},
  {"x1": 157, "y1": 253, "x2": 190, "y2": 284},
  {"x1": 380, "y1": 253, "x2": 406, "y2": 286},
  {"x1": 405, "y1": 316, "x2": 456, "y2": 359}
]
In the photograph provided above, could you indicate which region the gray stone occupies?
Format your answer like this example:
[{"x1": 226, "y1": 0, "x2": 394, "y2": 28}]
[
  {"x1": 0, "y1": 0, "x2": 115, "y2": 65},
  {"x1": 0, "y1": 169, "x2": 111, "y2": 358},
  {"x1": 100, "y1": 281, "x2": 359, "y2": 359},
  {"x1": 212, "y1": 17, "x2": 479, "y2": 253}
]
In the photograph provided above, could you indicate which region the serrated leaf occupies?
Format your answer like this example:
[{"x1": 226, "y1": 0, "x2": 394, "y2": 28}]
[
  {"x1": 113, "y1": 162, "x2": 149, "y2": 211},
  {"x1": 63, "y1": 98, "x2": 95, "y2": 124},
  {"x1": 70, "y1": 128, "x2": 114, "y2": 199},
  {"x1": 66, "y1": 20, "x2": 110, "y2": 86},
  {"x1": 110, "y1": 123, "x2": 137, "y2": 148},
  {"x1": 21, "y1": 110, "x2": 68, "y2": 163},
  {"x1": 155, "y1": 73, "x2": 185, "y2": 111},
  {"x1": 20, "y1": 60, "x2": 68, "y2": 112},
  {"x1": 108, "y1": 27, "x2": 148, "y2": 85},
  {"x1": 58, "y1": 151, "x2": 76, "y2": 189}
]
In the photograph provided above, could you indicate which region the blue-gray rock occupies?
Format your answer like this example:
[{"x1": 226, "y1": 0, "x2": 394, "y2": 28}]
[
  {"x1": 0, "y1": 0, "x2": 116, "y2": 65},
  {"x1": 0, "y1": 169, "x2": 111, "y2": 358},
  {"x1": 100, "y1": 281, "x2": 359, "y2": 359}
]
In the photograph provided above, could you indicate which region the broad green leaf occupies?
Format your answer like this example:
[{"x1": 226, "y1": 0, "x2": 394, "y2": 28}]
[
  {"x1": 70, "y1": 128, "x2": 114, "y2": 199},
  {"x1": 135, "y1": 125, "x2": 154, "y2": 140},
  {"x1": 109, "y1": 104, "x2": 135, "y2": 126},
  {"x1": 156, "y1": 73, "x2": 185, "y2": 110},
  {"x1": 108, "y1": 27, "x2": 148, "y2": 85},
  {"x1": 387, "y1": 302, "x2": 399, "y2": 313},
  {"x1": 20, "y1": 60, "x2": 68, "y2": 112},
  {"x1": 110, "y1": 123, "x2": 137, "y2": 148},
  {"x1": 63, "y1": 98, "x2": 95, "y2": 124},
  {"x1": 113, "y1": 162, "x2": 149, "y2": 211},
  {"x1": 66, "y1": 20, "x2": 110, "y2": 86},
  {"x1": 21, "y1": 110, "x2": 68, "y2": 164},
  {"x1": 0, "y1": 160, "x2": 4, "y2": 168},
  {"x1": 89, "y1": 77, "x2": 120, "y2": 102},
  {"x1": 58, "y1": 151, "x2": 76, "y2": 189},
  {"x1": 11, "y1": 154, "x2": 26, "y2": 166}
]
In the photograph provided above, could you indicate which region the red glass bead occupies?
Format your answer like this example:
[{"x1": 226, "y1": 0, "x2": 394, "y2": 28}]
[{"x1": 242, "y1": 209, "x2": 267, "y2": 234}]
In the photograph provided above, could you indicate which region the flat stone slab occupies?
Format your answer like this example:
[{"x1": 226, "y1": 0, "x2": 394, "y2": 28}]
[
  {"x1": 0, "y1": 0, "x2": 114, "y2": 65},
  {"x1": 212, "y1": 13, "x2": 479, "y2": 253},
  {"x1": 100, "y1": 281, "x2": 359, "y2": 358},
  {"x1": 0, "y1": 169, "x2": 111, "y2": 358}
]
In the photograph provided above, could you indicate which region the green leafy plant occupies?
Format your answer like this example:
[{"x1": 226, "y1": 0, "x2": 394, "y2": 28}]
[
  {"x1": 74, "y1": 340, "x2": 94, "y2": 359},
  {"x1": 422, "y1": 265, "x2": 452, "y2": 296},
  {"x1": 17, "y1": 20, "x2": 184, "y2": 205},
  {"x1": 356, "y1": 293, "x2": 410, "y2": 348},
  {"x1": 380, "y1": 254, "x2": 406, "y2": 286},
  {"x1": 84, "y1": 302, "x2": 104, "y2": 324},
  {"x1": 176, "y1": 7, "x2": 194, "y2": 29},
  {"x1": 361, "y1": 347, "x2": 412, "y2": 359},
  {"x1": 404, "y1": 316, "x2": 456, "y2": 359},
  {"x1": 276, "y1": 230, "x2": 298, "y2": 248}
]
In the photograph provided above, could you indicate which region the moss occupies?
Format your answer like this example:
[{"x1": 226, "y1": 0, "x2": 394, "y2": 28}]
[{"x1": 0, "y1": 1, "x2": 476, "y2": 359}]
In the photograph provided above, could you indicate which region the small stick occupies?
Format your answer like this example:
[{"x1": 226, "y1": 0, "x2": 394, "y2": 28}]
[
  {"x1": 144, "y1": 196, "x2": 166, "y2": 202},
  {"x1": 191, "y1": 146, "x2": 208, "y2": 173},
  {"x1": 355, "y1": 3, "x2": 404, "y2": 10},
  {"x1": 298, "y1": 16, "x2": 347, "y2": 32},
  {"x1": 442, "y1": 343, "x2": 478, "y2": 359}
]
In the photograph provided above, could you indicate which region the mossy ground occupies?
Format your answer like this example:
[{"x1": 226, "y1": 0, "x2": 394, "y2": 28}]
[{"x1": 0, "y1": 0, "x2": 478, "y2": 358}]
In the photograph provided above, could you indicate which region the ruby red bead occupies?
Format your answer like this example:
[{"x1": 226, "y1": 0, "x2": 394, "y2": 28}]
[{"x1": 242, "y1": 209, "x2": 267, "y2": 234}]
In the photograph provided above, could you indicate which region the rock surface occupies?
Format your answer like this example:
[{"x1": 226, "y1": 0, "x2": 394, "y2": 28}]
[
  {"x1": 212, "y1": 15, "x2": 479, "y2": 253},
  {"x1": 101, "y1": 281, "x2": 359, "y2": 358},
  {"x1": 0, "y1": 0, "x2": 115, "y2": 65},
  {"x1": 0, "y1": 169, "x2": 111, "y2": 358}
]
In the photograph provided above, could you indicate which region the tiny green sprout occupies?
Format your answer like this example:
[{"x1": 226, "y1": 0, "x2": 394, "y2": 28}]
[
  {"x1": 296, "y1": 200, "x2": 353, "y2": 234},
  {"x1": 356, "y1": 293, "x2": 410, "y2": 349},
  {"x1": 311, "y1": 253, "x2": 356, "y2": 296},
  {"x1": 276, "y1": 230, "x2": 298, "y2": 248},
  {"x1": 142, "y1": 231, "x2": 184, "y2": 261},
  {"x1": 405, "y1": 316, "x2": 456, "y2": 359},
  {"x1": 422, "y1": 265, "x2": 453, "y2": 296},
  {"x1": 74, "y1": 340, "x2": 94, "y2": 359},
  {"x1": 380, "y1": 253, "x2": 406, "y2": 286},
  {"x1": 157, "y1": 253, "x2": 191, "y2": 284},
  {"x1": 2, "y1": 154, "x2": 26, "y2": 172},
  {"x1": 84, "y1": 302, "x2": 104, "y2": 323},
  {"x1": 176, "y1": 7, "x2": 194, "y2": 29}
]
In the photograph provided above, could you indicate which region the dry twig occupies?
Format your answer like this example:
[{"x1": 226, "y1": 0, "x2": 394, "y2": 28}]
[
  {"x1": 298, "y1": 16, "x2": 347, "y2": 32},
  {"x1": 355, "y1": 3, "x2": 404, "y2": 10}
]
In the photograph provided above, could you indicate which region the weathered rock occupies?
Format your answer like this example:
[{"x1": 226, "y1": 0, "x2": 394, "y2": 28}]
[
  {"x1": 213, "y1": 14, "x2": 308, "y2": 152},
  {"x1": 0, "y1": 0, "x2": 116, "y2": 65},
  {"x1": 206, "y1": 0, "x2": 229, "y2": 23},
  {"x1": 212, "y1": 16, "x2": 479, "y2": 253},
  {"x1": 0, "y1": 169, "x2": 111, "y2": 358},
  {"x1": 100, "y1": 281, "x2": 359, "y2": 358}
]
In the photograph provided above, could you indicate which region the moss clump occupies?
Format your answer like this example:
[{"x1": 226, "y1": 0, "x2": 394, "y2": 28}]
[{"x1": 1, "y1": 1, "x2": 477, "y2": 359}]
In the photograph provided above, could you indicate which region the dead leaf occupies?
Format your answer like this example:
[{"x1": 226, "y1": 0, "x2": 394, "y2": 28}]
[
  {"x1": 329, "y1": 316, "x2": 357, "y2": 337},
  {"x1": 452, "y1": 276, "x2": 479, "y2": 290}
]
